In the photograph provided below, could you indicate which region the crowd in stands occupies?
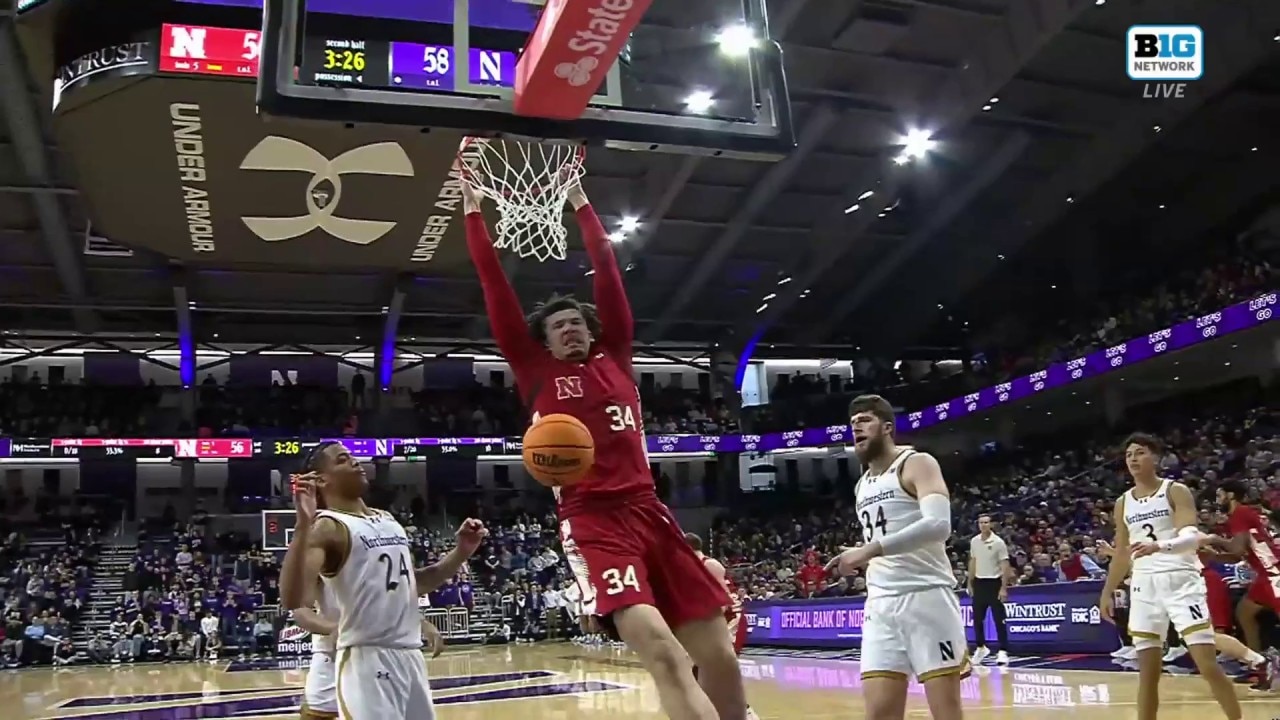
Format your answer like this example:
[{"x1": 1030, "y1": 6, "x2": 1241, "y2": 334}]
[
  {"x1": 715, "y1": 379, "x2": 1280, "y2": 604},
  {"x1": 0, "y1": 240, "x2": 1274, "y2": 668},
  {"x1": 0, "y1": 496, "x2": 107, "y2": 668}
]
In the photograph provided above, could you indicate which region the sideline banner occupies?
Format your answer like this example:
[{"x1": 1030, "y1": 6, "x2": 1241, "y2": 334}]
[
  {"x1": 276, "y1": 623, "x2": 312, "y2": 655},
  {"x1": 744, "y1": 581, "x2": 1117, "y2": 654}
]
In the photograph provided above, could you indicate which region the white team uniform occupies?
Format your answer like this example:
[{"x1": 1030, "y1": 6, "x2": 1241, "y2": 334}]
[
  {"x1": 318, "y1": 508, "x2": 435, "y2": 720},
  {"x1": 1120, "y1": 479, "x2": 1212, "y2": 644},
  {"x1": 303, "y1": 583, "x2": 340, "y2": 717},
  {"x1": 855, "y1": 449, "x2": 968, "y2": 681}
]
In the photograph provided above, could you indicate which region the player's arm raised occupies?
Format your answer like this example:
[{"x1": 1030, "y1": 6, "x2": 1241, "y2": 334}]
[
  {"x1": 871, "y1": 452, "x2": 952, "y2": 559},
  {"x1": 459, "y1": 166, "x2": 544, "y2": 370},
  {"x1": 280, "y1": 518, "x2": 346, "y2": 611},
  {"x1": 415, "y1": 518, "x2": 489, "y2": 594},
  {"x1": 281, "y1": 474, "x2": 348, "y2": 611},
  {"x1": 567, "y1": 183, "x2": 633, "y2": 363},
  {"x1": 1099, "y1": 495, "x2": 1129, "y2": 622}
]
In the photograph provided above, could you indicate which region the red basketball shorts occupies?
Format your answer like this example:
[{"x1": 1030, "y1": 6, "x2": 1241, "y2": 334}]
[
  {"x1": 560, "y1": 501, "x2": 730, "y2": 629},
  {"x1": 727, "y1": 611, "x2": 748, "y2": 655},
  {"x1": 1246, "y1": 572, "x2": 1280, "y2": 613},
  {"x1": 1201, "y1": 565, "x2": 1233, "y2": 631}
]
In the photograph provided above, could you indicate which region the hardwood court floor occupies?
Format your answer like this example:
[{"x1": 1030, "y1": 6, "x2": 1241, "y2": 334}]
[{"x1": 4, "y1": 644, "x2": 1279, "y2": 720}]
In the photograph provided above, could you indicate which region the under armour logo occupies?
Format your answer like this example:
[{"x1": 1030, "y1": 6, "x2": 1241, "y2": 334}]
[
  {"x1": 555, "y1": 376, "x2": 584, "y2": 400},
  {"x1": 238, "y1": 136, "x2": 414, "y2": 245},
  {"x1": 376, "y1": 670, "x2": 390, "y2": 680},
  {"x1": 555, "y1": 57, "x2": 598, "y2": 87}
]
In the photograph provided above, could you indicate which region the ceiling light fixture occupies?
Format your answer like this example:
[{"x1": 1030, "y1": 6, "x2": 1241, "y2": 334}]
[
  {"x1": 844, "y1": 203, "x2": 861, "y2": 214},
  {"x1": 857, "y1": 190, "x2": 874, "y2": 201},
  {"x1": 762, "y1": 293, "x2": 776, "y2": 301},
  {"x1": 981, "y1": 104, "x2": 992, "y2": 111},
  {"x1": 777, "y1": 276, "x2": 792, "y2": 285},
  {"x1": 683, "y1": 90, "x2": 715, "y2": 114},
  {"x1": 608, "y1": 231, "x2": 627, "y2": 243},
  {"x1": 619, "y1": 216, "x2": 640, "y2": 233},
  {"x1": 894, "y1": 128, "x2": 937, "y2": 165},
  {"x1": 755, "y1": 303, "x2": 768, "y2": 314},
  {"x1": 989, "y1": 97, "x2": 999, "y2": 103},
  {"x1": 715, "y1": 24, "x2": 758, "y2": 57}
]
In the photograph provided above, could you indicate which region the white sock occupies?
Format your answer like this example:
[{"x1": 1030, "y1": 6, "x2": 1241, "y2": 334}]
[{"x1": 1245, "y1": 650, "x2": 1266, "y2": 666}]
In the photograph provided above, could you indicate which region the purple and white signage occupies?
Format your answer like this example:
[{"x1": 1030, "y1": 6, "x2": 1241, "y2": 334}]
[
  {"x1": 900, "y1": 292, "x2": 1276, "y2": 431},
  {"x1": 389, "y1": 44, "x2": 517, "y2": 91}
]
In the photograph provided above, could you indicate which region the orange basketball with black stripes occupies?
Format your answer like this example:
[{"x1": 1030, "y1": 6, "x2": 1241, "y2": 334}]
[{"x1": 522, "y1": 413, "x2": 594, "y2": 487}]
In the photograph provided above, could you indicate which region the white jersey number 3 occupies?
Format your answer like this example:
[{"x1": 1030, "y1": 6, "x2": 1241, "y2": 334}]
[{"x1": 606, "y1": 405, "x2": 637, "y2": 432}]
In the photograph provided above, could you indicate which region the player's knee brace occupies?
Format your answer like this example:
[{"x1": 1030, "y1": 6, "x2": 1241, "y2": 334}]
[
  {"x1": 1182, "y1": 626, "x2": 1216, "y2": 647},
  {"x1": 1132, "y1": 633, "x2": 1164, "y2": 652}
]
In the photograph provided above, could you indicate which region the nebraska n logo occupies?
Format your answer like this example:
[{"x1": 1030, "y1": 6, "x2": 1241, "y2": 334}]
[
  {"x1": 238, "y1": 136, "x2": 414, "y2": 245},
  {"x1": 555, "y1": 376, "x2": 584, "y2": 399}
]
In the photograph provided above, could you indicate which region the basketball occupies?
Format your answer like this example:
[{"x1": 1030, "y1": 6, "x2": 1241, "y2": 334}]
[{"x1": 522, "y1": 414, "x2": 594, "y2": 487}]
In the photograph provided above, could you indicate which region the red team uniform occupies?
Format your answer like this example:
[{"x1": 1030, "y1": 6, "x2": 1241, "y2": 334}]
[
  {"x1": 721, "y1": 567, "x2": 748, "y2": 654},
  {"x1": 1225, "y1": 504, "x2": 1280, "y2": 612},
  {"x1": 1197, "y1": 553, "x2": 1234, "y2": 631},
  {"x1": 466, "y1": 206, "x2": 729, "y2": 628}
]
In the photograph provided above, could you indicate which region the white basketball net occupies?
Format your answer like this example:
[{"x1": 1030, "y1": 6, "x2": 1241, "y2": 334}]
[{"x1": 458, "y1": 138, "x2": 587, "y2": 263}]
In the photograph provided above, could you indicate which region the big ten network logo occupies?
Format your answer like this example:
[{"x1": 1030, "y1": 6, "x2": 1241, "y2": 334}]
[{"x1": 1127, "y1": 25, "x2": 1203, "y2": 99}]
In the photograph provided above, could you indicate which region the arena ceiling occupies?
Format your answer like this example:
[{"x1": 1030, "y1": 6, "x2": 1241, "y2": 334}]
[{"x1": 0, "y1": 0, "x2": 1277, "y2": 355}]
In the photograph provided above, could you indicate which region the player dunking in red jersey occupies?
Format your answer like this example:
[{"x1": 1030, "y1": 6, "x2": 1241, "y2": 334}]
[
  {"x1": 1211, "y1": 480, "x2": 1280, "y2": 655},
  {"x1": 461, "y1": 176, "x2": 745, "y2": 720}
]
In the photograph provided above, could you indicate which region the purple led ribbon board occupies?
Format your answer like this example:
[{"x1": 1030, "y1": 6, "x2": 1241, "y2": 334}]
[{"x1": 0, "y1": 293, "x2": 1271, "y2": 459}]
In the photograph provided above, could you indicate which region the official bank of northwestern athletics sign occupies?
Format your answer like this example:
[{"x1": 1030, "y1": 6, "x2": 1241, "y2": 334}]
[{"x1": 744, "y1": 582, "x2": 1117, "y2": 654}]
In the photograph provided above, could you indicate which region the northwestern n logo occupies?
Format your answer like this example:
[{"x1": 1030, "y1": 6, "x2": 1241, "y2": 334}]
[
  {"x1": 555, "y1": 376, "x2": 584, "y2": 399},
  {"x1": 239, "y1": 137, "x2": 414, "y2": 245}
]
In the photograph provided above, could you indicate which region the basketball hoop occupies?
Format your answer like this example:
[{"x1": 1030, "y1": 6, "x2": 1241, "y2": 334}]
[{"x1": 457, "y1": 137, "x2": 587, "y2": 263}]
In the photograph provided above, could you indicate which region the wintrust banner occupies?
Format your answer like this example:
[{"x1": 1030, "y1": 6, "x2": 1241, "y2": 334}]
[
  {"x1": 514, "y1": 0, "x2": 650, "y2": 119},
  {"x1": 745, "y1": 582, "x2": 1116, "y2": 654}
]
